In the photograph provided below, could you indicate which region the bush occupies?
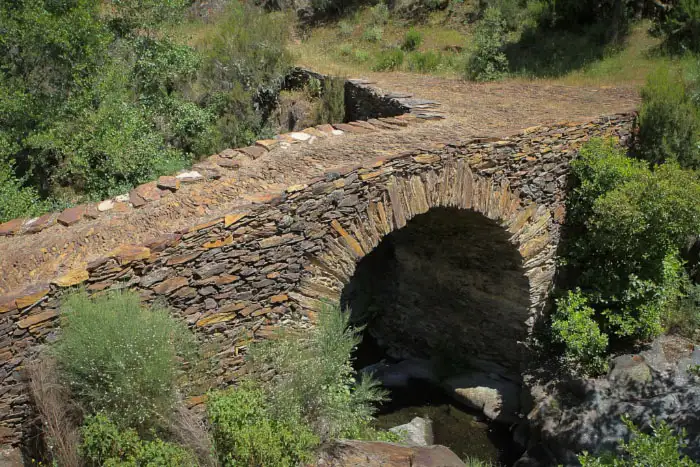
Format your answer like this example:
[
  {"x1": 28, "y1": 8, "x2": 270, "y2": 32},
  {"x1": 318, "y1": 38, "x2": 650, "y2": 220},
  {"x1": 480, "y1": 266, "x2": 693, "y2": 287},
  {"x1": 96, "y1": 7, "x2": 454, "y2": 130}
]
[
  {"x1": 636, "y1": 66, "x2": 700, "y2": 169},
  {"x1": 666, "y1": 282, "x2": 700, "y2": 340},
  {"x1": 353, "y1": 49, "x2": 371, "y2": 63},
  {"x1": 362, "y1": 25, "x2": 384, "y2": 43},
  {"x1": 80, "y1": 414, "x2": 196, "y2": 467},
  {"x1": 313, "y1": 78, "x2": 346, "y2": 125},
  {"x1": 0, "y1": 0, "x2": 292, "y2": 217},
  {"x1": 52, "y1": 291, "x2": 196, "y2": 431},
  {"x1": 552, "y1": 290, "x2": 609, "y2": 375},
  {"x1": 407, "y1": 51, "x2": 443, "y2": 72},
  {"x1": 578, "y1": 417, "x2": 699, "y2": 466},
  {"x1": 0, "y1": 162, "x2": 48, "y2": 223},
  {"x1": 373, "y1": 49, "x2": 405, "y2": 71},
  {"x1": 194, "y1": 3, "x2": 292, "y2": 150},
  {"x1": 653, "y1": 0, "x2": 700, "y2": 53},
  {"x1": 402, "y1": 28, "x2": 423, "y2": 51},
  {"x1": 338, "y1": 20, "x2": 354, "y2": 37},
  {"x1": 246, "y1": 302, "x2": 388, "y2": 442},
  {"x1": 564, "y1": 138, "x2": 700, "y2": 343},
  {"x1": 463, "y1": 457, "x2": 497, "y2": 467},
  {"x1": 465, "y1": 7, "x2": 509, "y2": 81},
  {"x1": 208, "y1": 382, "x2": 318, "y2": 467},
  {"x1": 369, "y1": 2, "x2": 390, "y2": 25}
]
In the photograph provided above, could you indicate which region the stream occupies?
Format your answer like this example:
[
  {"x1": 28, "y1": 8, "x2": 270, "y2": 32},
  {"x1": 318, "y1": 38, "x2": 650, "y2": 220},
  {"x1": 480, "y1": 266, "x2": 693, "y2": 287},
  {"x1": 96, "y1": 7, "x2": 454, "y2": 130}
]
[{"x1": 356, "y1": 333, "x2": 523, "y2": 466}]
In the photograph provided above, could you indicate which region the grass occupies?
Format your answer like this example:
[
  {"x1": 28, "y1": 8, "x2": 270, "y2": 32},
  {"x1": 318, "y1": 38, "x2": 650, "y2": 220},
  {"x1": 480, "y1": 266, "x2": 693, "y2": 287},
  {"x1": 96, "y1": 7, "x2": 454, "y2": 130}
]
[
  {"x1": 294, "y1": 9, "x2": 677, "y2": 90},
  {"x1": 292, "y1": 6, "x2": 468, "y2": 77},
  {"x1": 538, "y1": 21, "x2": 668, "y2": 87},
  {"x1": 177, "y1": 6, "x2": 686, "y2": 96}
]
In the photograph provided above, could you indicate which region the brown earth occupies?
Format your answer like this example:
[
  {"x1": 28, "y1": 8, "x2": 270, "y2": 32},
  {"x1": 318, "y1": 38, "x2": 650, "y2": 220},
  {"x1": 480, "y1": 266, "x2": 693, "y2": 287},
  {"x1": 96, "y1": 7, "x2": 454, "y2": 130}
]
[{"x1": 0, "y1": 74, "x2": 639, "y2": 294}]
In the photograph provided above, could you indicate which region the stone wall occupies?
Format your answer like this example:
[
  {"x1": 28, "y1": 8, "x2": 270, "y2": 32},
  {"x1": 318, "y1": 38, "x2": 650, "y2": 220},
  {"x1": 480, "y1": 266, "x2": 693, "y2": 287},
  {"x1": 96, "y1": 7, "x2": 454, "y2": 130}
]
[{"x1": 0, "y1": 112, "x2": 634, "y2": 446}]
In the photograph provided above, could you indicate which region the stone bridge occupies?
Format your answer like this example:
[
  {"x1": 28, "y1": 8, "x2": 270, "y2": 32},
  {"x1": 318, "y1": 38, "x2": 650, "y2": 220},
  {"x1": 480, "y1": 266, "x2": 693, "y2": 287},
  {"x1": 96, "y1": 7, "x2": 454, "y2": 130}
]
[{"x1": 0, "y1": 74, "x2": 637, "y2": 446}]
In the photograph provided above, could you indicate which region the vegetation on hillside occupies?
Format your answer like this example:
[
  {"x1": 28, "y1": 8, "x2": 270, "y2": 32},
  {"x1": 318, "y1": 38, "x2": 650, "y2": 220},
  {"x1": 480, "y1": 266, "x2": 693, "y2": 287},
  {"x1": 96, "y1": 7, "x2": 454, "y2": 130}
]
[{"x1": 0, "y1": 0, "x2": 292, "y2": 223}]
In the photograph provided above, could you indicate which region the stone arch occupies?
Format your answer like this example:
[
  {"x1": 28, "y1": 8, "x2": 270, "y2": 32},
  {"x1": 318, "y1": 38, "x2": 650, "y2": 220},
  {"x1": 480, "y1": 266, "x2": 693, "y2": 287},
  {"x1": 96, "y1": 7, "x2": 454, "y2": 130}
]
[{"x1": 290, "y1": 159, "x2": 558, "y2": 370}]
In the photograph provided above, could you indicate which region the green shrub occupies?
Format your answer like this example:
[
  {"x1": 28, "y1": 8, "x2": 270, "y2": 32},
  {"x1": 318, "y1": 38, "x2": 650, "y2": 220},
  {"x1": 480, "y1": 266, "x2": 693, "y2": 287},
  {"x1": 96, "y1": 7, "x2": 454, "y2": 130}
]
[
  {"x1": 666, "y1": 282, "x2": 700, "y2": 340},
  {"x1": 0, "y1": 0, "x2": 292, "y2": 217},
  {"x1": 636, "y1": 66, "x2": 700, "y2": 169},
  {"x1": 552, "y1": 290, "x2": 609, "y2": 375},
  {"x1": 313, "y1": 78, "x2": 346, "y2": 124},
  {"x1": 369, "y1": 2, "x2": 390, "y2": 25},
  {"x1": 28, "y1": 69, "x2": 193, "y2": 199},
  {"x1": 338, "y1": 20, "x2": 354, "y2": 37},
  {"x1": 362, "y1": 25, "x2": 384, "y2": 43},
  {"x1": 53, "y1": 291, "x2": 196, "y2": 431},
  {"x1": 463, "y1": 456, "x2": 497, "y2": 467},
  {"x1": 339, "y1": 43, "x2": 353, "y2": 56},
  {"x1": 246, "y1": 302, "x2": 388, "y2": 442},
  {"x1": 402, "y1": 28, "x2": 424, "y2": 51},
  {"x1": 80, "y1": 414, "x2": 196, "y2": 467},
  {"x1": 373, "y1": 49, "x2": 405, "y2": 71},
  {"x1": 565, "y1": 138, "x2": 700, "y2": 343},
  {"x1": 653, "y1": 0, "x2": 700, "y2": 53},
  {"x1": 0, "y1": 162, "x2": 48, "y2": 223},
  {"x1": 465, "y1": 7, "x2": 509, "y2": 81},
  {"x1": 195, "y1": 3, "x2": 292, "y2": 150},
  {"x1": 407, "y1": 51, "x2": 442, "y2": 72},
  {"x1": 208, "y1": 382, "x2": 318, "y2": 467},
  {"x1": 353, "y1": 49, "x2": 371, "y2": 63},
  {"x1": 578, "y1": 417, "x2": 699, "y2": 466}
]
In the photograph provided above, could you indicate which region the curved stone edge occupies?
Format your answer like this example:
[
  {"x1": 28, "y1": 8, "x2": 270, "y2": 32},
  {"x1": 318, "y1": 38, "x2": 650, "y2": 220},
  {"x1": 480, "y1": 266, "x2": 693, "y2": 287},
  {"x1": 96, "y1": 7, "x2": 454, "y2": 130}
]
[{"x1": 0, "y1": 112, "x2": 634, "y2": 446}]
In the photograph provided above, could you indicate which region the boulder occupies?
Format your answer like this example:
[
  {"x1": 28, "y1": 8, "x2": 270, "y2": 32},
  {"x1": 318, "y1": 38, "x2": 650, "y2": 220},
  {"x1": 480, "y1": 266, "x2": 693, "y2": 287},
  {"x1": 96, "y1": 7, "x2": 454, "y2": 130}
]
[
  {"x1": 389, "y1": 417, "x2": 434, "y2": 446},
  {"x1": 524, "y1": 335, "x2": 700, "y2": 464},
  {"x1": 443, "y1": 371, "x2": 521, "y2": 424},
  {"x1": 315, "y1": 440, "x2": 465, "y2": 467}
]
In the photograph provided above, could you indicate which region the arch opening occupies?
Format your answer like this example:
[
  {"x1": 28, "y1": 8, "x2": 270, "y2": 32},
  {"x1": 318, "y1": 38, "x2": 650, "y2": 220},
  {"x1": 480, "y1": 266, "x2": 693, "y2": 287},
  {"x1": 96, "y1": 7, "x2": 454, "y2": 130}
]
[
  {"x1": 341, "y1": 207, "x2": 531, "y2": 372},
  {"x1": 340, "y1": 207, "x2": 531, "y2": 464}
]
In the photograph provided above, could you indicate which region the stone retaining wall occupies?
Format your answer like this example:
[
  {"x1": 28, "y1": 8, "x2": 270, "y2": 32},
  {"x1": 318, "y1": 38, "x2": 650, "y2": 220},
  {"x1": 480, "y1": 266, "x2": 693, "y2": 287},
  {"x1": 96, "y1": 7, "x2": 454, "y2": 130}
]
[{"x1": 0, "y1": 112, "x2": 634, "y2": 446}]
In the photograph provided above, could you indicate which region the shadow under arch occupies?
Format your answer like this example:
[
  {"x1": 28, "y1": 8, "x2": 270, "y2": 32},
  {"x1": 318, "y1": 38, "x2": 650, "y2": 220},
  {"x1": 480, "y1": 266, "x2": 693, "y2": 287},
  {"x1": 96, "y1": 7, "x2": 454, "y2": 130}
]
[{"x1": 340, "y1": 207, "x2": 531, "y2": 372}]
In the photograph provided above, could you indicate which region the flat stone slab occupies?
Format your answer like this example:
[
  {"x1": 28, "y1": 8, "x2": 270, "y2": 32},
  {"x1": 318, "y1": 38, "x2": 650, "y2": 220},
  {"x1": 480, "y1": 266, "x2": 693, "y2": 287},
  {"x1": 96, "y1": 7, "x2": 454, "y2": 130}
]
[
  {"x1": 0, "y1": 219, "x2": 25, "y2": 236},
  {"x1": 26, "y1": 213, "x2": 55, "y2": 233},
  {"x1": 57, "y1": 206, "x2": 87, "y2": 226},
  {"x1": 176, "y1": 171, "x2": 203, "y2": 182}
]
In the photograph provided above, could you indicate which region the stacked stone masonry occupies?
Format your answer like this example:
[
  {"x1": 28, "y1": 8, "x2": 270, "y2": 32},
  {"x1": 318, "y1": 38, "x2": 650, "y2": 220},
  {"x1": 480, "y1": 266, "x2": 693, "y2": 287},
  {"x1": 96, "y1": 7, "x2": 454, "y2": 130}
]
[{"x1": 0, "y1": 112, "x2": 634, "y2": 446}]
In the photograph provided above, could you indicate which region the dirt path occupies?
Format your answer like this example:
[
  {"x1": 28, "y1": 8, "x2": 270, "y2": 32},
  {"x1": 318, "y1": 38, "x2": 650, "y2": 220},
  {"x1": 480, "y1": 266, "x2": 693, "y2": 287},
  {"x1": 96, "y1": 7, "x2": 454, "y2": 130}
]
[{"x1": 0, "y1": 74, "x2": 639, "y2": 294}]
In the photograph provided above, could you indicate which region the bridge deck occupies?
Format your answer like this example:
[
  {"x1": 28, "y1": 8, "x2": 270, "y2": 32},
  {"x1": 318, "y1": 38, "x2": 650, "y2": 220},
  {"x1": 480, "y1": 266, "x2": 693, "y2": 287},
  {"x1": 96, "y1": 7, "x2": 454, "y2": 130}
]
[{"x1": 0, "y1": 75, "x2": 638, "y2": 294}]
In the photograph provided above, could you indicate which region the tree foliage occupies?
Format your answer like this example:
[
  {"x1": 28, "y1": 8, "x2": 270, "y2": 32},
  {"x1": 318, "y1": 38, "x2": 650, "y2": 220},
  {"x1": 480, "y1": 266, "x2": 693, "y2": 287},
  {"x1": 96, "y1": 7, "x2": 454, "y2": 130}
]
[
  {"x1": 465, "y1": 7, "x2": 509, "y2": 81},
  {"x1": 653, "y1": 0, "x2": 700, "y2": 53},
  {"x1": 555, "y1": 138, "x2": 700, "y2": 373},
  {"x1": 0, "y1": 0, "x2": 290, "y2": 219}
]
